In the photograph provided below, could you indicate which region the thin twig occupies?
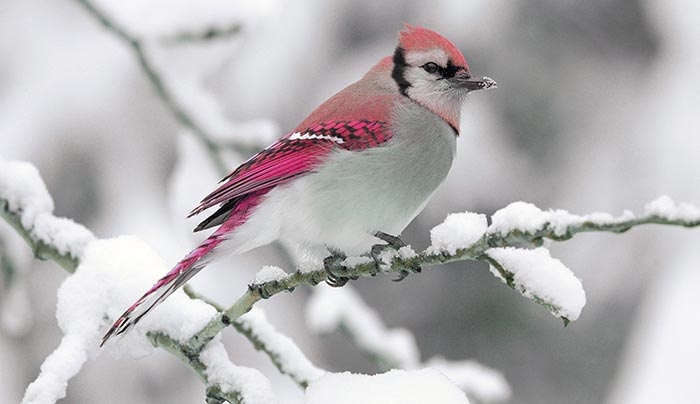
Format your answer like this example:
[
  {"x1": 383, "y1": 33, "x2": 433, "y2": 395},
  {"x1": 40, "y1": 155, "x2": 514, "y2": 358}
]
[
  {"x1": 159, "y1": 24, "x2": 243, "y2": 45},
  {"x1": 75, "y1": 0, "x2": 230, "y2": 174},
  {"x1": 148, "y1": 332, "x2": 244, "y2": 404},
  {"x1": 183, "y1": 285, "x2": 326, "y2": 387},
  {"x1": 0, "y1": 234, "x2": 17, "y2": 288}
]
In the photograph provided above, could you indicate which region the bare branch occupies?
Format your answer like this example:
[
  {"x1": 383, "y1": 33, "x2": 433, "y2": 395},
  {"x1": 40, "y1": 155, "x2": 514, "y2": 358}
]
[
  {"x1": 159, "y1": 24, "x2": 243, "y2": 45},
  {"x1": 75, "y1": 0, "x2": 236, "y2": 174}
]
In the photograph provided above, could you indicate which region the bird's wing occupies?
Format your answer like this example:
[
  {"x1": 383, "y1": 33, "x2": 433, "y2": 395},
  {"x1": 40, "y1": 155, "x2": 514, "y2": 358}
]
[{"x1": 188, "y1": 120, "x2": 392, "y2": 223}]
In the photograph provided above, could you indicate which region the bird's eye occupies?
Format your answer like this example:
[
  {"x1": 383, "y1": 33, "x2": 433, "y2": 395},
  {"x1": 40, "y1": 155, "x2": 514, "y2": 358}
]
[{"x1": 422, "y1": 62, "x2": 439, "y2": 74}]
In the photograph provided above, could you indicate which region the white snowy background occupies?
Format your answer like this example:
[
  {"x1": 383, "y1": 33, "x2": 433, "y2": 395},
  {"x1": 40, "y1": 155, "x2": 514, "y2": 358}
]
[{"x1": 1, "y1": 0, "x2": 699, "y2": 403}]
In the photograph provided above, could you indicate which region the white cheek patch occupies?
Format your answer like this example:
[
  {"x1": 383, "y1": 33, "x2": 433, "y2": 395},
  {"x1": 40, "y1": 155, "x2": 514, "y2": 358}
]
[
  {"x1": 405, "y1": 48, "x2": 448, "y2": 67},
  {"x1": 404, "y1": 67, "x2": 450, "y2": 93},
  {"x1": 289, "y1": 132, "x2": 345, "y2": 144}
]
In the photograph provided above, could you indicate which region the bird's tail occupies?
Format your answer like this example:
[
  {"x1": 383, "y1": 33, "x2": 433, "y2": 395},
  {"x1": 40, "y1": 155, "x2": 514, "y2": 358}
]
[{"x1": 100, "y1": 230, "x2": 228, "y2": 346}]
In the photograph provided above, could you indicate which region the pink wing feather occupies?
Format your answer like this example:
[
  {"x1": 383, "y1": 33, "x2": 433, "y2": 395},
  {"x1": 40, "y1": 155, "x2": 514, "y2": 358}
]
[{"x1": 189, "y1": 120, "x2": 391, "y2": 219}]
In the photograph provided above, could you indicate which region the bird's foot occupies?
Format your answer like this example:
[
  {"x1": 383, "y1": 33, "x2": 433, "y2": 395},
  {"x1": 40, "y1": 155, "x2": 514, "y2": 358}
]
[
  {"x1": 324, "y1": 249, "x2": 356, "y2": 287},
  {"x1": 372, "y1": 231, "x2": 422, "y2": 281}
]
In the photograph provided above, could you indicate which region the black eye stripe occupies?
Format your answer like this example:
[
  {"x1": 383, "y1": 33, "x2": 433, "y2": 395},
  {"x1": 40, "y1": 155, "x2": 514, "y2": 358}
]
[
  {"x1": 438, "y1": 61, "x2": 460, "y2": 79},
  {"x1": 392, "y1": 47, "x2": 411, "y2": 97},
  {"x1": 422, "y1": 60, "x2": 460, "y2": 79}
]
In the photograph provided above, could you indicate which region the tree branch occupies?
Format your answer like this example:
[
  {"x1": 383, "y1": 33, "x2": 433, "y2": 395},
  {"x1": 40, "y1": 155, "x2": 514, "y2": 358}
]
[
  {"x1": 148, "y1": 332, "x2": 244, "y2": 404},
  {"x1": 189, "y1": 200, "x2": 700, "y2": 349},
  {"x1": 0, "y1": 199, "x2": 81, "y2": 273},
  {"x1": 0, "y1": 233, "x2": 18, "y2": 287},
  {"x1": 74, "y1": 0, "x2": 241, "y2": 174},
  {"x1": 5, "y1": 155, "x2": 699, "y2": 403},
  {"x1": 159, "y1": 24, "x2": 243, "y2": 45},
  {"x1": 0, "y1": 161, "x2": 305, "y2": 403},
  {"x1": 184, "y1": 286, "x2": 326, "y2": 388}
]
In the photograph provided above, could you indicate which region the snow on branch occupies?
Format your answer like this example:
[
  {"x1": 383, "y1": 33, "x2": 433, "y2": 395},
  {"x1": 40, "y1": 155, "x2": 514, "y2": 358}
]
[
  {"x1": 485, "y1": 247, "x2": 585, "y2": 323},
  {"x1": 4, "y1": 155, "x2": 699, "y2": 403},
  {"x1": 189, "y1": 196, "x2": 700, "y2": 352},
  {"x1": 0, "y1": 158, "x2": 94, "y2": 272},
  {"x1": 184, "y1": 284, "x2": 327, "y2": 389},
  {"x1": 0, "y1": 158, "x2": 297, "y2": 404}
]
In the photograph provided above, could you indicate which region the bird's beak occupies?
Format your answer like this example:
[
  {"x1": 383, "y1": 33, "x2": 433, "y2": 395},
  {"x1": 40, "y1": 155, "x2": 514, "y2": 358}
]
[{"x1": 451, "y1": 70, "x2": 497, "y2": 91}]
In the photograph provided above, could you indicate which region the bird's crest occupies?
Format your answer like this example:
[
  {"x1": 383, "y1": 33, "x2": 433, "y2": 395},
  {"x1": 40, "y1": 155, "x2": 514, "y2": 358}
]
[{"x1": 398, "y1": 24, "x2": 468, "y2": 69}]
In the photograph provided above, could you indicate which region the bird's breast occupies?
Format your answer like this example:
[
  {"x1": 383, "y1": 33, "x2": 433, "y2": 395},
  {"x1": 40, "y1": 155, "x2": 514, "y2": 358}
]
[{"x1": 267, "y1": 101, "x2": 457, "y2": 255}]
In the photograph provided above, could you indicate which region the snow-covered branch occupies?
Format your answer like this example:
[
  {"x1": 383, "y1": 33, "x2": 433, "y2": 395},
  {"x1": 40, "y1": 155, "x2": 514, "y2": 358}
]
[
  {"x1": 188, "y1": 197, "x2": 700, "y2": 350},
  {"x1": 151, "y1": 333, "x2": 278, "y2": 404},
  {"x1": 4, "y1": 155, "x2": 699, "y2": 404},
  {"x1": 0, "y1": 158, "x2": 297, "y2": 404},
  {"x1": 237, "y1": 308, "x2": 327, "y2": 388},
  {"x1": 0, "y1": 160, "x2": 94, "y2": 273},
  {"x1": 184, "y1": 285, "x2": 326, "y2": 388}
]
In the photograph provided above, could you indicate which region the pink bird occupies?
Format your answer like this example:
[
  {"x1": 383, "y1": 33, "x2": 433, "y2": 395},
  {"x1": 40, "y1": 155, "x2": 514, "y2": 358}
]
[{"x1": 101, "y1": 24, "x2": 495, "y2": 345}]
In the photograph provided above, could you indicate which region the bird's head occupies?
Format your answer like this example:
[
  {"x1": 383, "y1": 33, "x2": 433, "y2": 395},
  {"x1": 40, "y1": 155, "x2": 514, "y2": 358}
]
[{"x1": 391, "y1": 24, "x2": 495, "y2": 132}]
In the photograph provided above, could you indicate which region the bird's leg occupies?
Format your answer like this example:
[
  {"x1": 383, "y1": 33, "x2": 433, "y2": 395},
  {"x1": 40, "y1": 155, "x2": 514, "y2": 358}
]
[
  {"x1": 374, "y1": 231, "x2": 406, "y2": 248},
  {"x1": 372, "y1": 231, "x2": 422, "y2": 281},
  {"x1": 324, "y1": 248, "x2": 354, "y2": 287}
]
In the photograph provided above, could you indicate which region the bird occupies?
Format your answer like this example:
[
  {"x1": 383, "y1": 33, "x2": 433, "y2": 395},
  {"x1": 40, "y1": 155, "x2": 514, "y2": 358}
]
[{"x1": 101, "y1": 24, "x2": 496, "y2": 345}]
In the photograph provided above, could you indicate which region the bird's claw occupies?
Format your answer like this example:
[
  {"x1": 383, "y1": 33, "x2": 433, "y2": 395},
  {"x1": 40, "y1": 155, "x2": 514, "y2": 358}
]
[
  {"x1": 372, "y1": 232, "x2": 422, "y2": 281},
  {"x1": 324, "y1": 250, "x2": 355, "y2": 287}
]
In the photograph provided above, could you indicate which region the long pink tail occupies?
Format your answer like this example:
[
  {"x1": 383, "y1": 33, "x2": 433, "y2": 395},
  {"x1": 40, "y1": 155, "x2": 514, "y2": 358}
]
[{"x1": 100, "y1": 231, "x2": 227, "y2": 346}]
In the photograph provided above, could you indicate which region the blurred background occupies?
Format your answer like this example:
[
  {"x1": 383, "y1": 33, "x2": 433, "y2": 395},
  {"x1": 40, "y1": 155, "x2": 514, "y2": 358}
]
[{"x1": 1, "y1": 0, "x2": 699, "y2": 403}]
